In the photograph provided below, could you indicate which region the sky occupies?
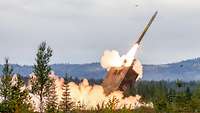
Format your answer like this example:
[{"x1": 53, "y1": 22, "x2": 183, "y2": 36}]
[{"x1": 0, "y1": 0, "x2": 200, "y2": 65}]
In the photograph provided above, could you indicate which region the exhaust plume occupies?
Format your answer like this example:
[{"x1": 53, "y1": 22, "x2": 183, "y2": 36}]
[
  {"x1": 101, "y1": 44, "x2": 139, "y2": 70},
  {"x1": 68, "y1": 79, "x2": 149, "y2": 109},
  {"x1": 26, "y1": 73, "x2": 150, "y2": 111}
]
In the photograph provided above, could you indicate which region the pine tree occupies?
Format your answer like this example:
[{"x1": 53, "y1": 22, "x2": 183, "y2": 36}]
[
  {"x1": 0, "y1": 58, "x2": 13, "y2": 113},
  {"x1": 106, "y1": 96, "x2": 119, "y2": 110},
  {"x1": 31, "y1": 42, "x2": 53, "y2": 113},
  {"x1": 0, "y1": 59, "x2": 33, "y2": 113},
  {"x1": 0, "y1": 58, "x2": 13, "y2": 100},
  {"x1": 11, "y1": 74, "x2": 33, "y2": 113},
  {"x1": 60, "y1": 82, "x2": 73, "y2": 113},
  {"x1": 46, "y1": 78, "x2": 58, "y2": 113}
]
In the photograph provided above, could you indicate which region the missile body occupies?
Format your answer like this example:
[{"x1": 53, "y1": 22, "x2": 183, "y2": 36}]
[{"x1": 136, "y1": 11, "x2": 158, "y2": 44}]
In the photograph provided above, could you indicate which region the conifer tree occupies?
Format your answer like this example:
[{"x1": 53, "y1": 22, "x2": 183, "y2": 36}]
[
  {"x1": 0, "y1": 58, "x2": 13, "y2": 112},
  {"x1": 0, "y1": 59, "x2": 33, "y2": 113},
  {"x1": 31, "y1": 42, "x2": 53, "y2": 113},
  {"x1": 0, "y1": 58, "x2": 13, "y2": 100},
  {"x1": 46, "y1": 78, "x2": 58, "y2": 113},
  {"x1": 60, "y1": 83, "x2": 73, "y2": 113},
  {"x1": 106, "y1": 96, "x2": 119, "y2": 111},
  {"x1": 11, "y1": 74, "x2": 33, "y2": 113}
]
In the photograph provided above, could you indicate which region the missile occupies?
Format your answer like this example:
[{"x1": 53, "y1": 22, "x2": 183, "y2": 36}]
[
  {"x1": 122, "y1": 12, "x2": 158, "y2": 65},
  {"x1": 102, "y1": 11, "x2": 158, "y2": 95},
  {"x1": 136, "y1": 11, "x2": 158, "y2": 44}
]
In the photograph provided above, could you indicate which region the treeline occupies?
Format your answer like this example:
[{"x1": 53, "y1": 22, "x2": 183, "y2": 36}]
[
  {"x1": 126, "y1": 80, "x2": 200, "y2": 113},
  {"x1": 1, "y1": 41, "x2": 200, "y2": 113},
  {"x1": 71, "y1": 78, "x2": 200, "y2": 113},
  {"x1": 0, "y1": 42, "x2": 74, "y2": 113}
]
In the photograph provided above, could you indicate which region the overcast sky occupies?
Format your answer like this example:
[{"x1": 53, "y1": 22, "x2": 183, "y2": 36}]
[{"x1": 0, "y1": 0, "x2": 200, "y2": 65}]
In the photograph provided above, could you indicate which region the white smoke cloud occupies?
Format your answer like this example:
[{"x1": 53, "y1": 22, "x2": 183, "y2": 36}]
[
  {"x1": 68, "y1": 78, "x2": 149, "y2": 110},
  {"x1": 100, "y1": 44, "x2": 139, "y2": 70},
  {"x1": 26, "y1": 73, "x2": 149, "y2": 111},
  {"x1": 11, "y1": 74, "x2": 18, "y2": 86},
  {"x1": 100, "y1": 50, "x2": 125, "y2": 69},
  {"x1": 1, "y1": 71, "x2": 146, "y2": 112},
  {"x1": 132, "y1": 59, "x2": 143, "y2": 80},
  {"x1": 28, "y1": 72, "x2": 65, "y2": 111}
]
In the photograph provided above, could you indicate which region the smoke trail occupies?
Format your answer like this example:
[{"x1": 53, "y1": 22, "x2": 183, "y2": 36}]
[{"x1": 124, "y1": 43, "x2": 139, "y2": 66}]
